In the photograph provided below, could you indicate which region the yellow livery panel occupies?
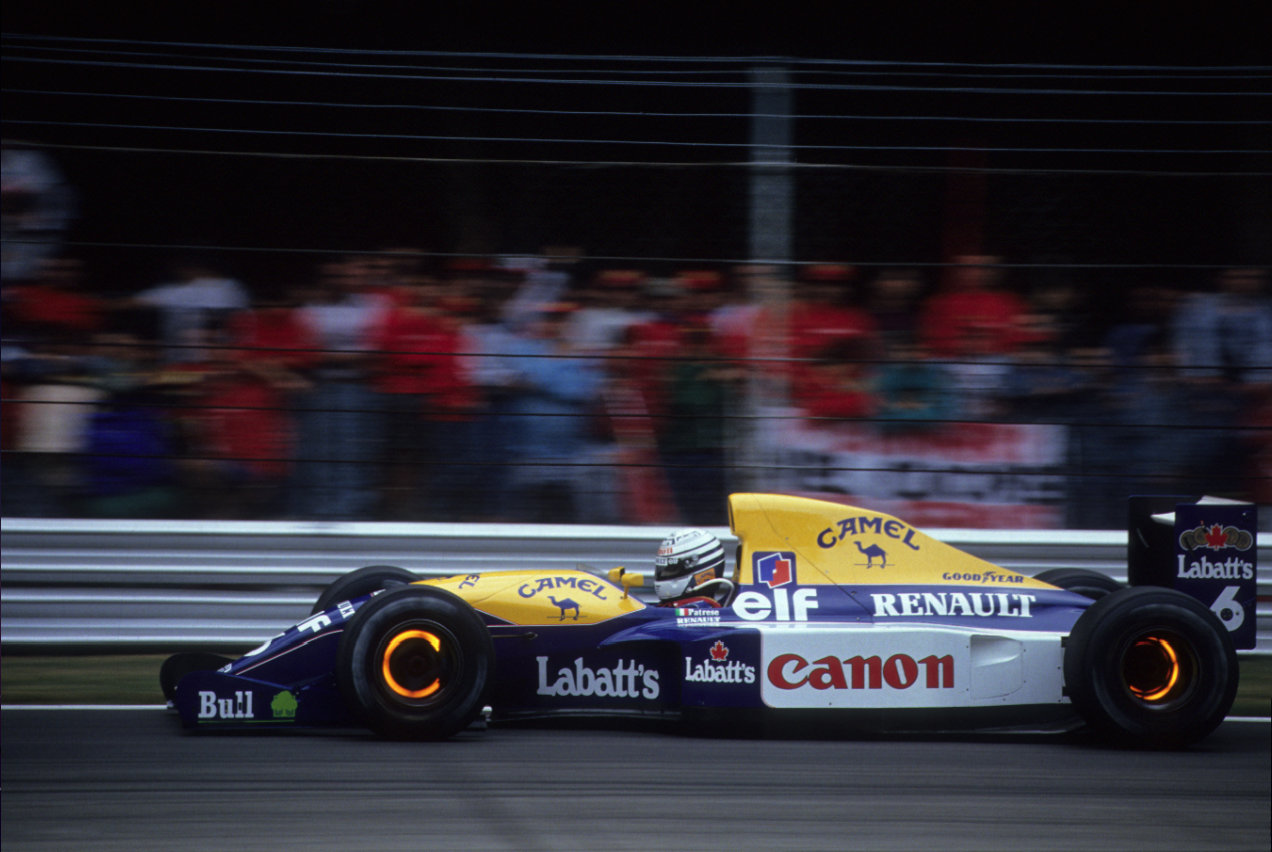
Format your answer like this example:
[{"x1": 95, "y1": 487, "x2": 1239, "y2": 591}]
[
  {"x1": 420, "y1": 569, "x2": 646, "y2": 626},
  {"x1": 728, "y1": 493, "x2": 1054, "y2": 589}
]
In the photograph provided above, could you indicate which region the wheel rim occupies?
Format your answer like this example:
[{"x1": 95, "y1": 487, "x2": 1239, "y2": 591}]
[
  {"x1": 377, "y1": 624, "x2": 459, "y2": 705},
  {"x1": 1121, "y1": 630, "x2": 1196, "y2": 707}
]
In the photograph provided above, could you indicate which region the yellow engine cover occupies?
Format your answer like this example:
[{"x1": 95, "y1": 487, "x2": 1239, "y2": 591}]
[{"x1": 727, "y1": 493, "x2": 1053, "y2": 589}]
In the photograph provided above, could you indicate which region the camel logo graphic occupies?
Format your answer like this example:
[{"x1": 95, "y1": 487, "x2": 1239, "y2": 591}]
[
  {"x1": 550, "y1": 596, "x2": 581, "y2": 621},
  {"x1": 754, "y1": 552, "x2": 796, "y2": 587},
  {"x1": 817, "y1": 516, "x2": 923, "y2": 553},
  {"x1": 853, "y1": 540, "x2": 889, "y2": 569}
]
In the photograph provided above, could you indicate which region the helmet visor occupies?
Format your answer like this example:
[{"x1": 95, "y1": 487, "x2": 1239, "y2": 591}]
[{"x1": 654, "y1": 556, "x2": 696, "y2": 581}]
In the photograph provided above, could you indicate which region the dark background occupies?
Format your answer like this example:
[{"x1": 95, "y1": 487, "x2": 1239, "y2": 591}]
[{"x1": 4, "y1": 1, "x2": 1269, "y2": 297}]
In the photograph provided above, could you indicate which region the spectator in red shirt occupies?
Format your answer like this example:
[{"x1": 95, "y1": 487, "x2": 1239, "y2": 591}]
[
  {"x1": 437, "y1": 260, "x2": 522, "y2": 520},
  {"x1": 916, "y1": 255, "x2": 1027, "y2": 420},
  {"x1": 768, "y1": 264, "x2": 881, "y2": 420},
  {"x1": 2, "y1": 256, "x2": 108, "y2": 516},
  {"x1": 172, "y1": 286, "x2": 313, "y2": 518},
  {"x1": 791, "y1": 337, "x2": 877, "y2": 421},
  {"x1": 622, "y1": 276, "x2": 691, "y2": 424},
  {"x1": 622, "y1": 268, "x2": 735, "y2": 425},
  {"x1": 918, "y1": 254, "x2": 1027, "y2": 358},
  {"x1": 786, "y1": 264, "x2": 879, "y2": 361},
  {"x1": 5, "y1": 256, "x2": 106, "y2": 340},
  {"x1": 370, "y1": 272, "x2": 474, "y2": 519}
]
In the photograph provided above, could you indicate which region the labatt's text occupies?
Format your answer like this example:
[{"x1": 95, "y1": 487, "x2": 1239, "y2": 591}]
[
  {"x1": 1177, "y1": 554, "x2": 1254, "y2": 580},
  {"x1": 536, "y1": 657, "x2": 660, "y2": 699},
  {"x1": 684, "y1": 657, "x2": 757, "y2": 684}
]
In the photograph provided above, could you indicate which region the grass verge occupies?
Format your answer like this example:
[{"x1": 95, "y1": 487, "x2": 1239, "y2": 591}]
[{"x1": 2, "y1": 653, "x2": 1270, "y2": 716}]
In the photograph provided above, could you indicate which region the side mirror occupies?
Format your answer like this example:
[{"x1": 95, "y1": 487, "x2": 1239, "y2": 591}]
[{"x1": 608, "y1": 567, "x2": 645, "y2": 598}]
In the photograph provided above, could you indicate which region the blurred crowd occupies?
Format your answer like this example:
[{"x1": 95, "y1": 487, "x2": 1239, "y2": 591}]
[{"x1": 2, "y1": 248, "x2": 1270, "y2": 527}]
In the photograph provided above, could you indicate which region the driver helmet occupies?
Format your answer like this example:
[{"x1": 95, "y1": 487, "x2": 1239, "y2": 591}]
[{"x1": 654, "y1": 528, "x2": 727, "y2": 602}]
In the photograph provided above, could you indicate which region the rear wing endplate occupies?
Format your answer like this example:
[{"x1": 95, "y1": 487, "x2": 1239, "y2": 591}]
[{"x1": 1129, "y1": 495, "x2": 1258, "y2": 649}]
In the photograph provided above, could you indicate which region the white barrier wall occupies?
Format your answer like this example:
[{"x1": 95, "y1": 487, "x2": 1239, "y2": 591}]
[{"x1": 2, "y1": 518, "x2": 1267, "y2": 653}]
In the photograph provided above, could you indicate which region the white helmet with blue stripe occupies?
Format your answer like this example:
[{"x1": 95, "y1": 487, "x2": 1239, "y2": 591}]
[{"x1": 654, "y1": 528, "x2": 727, "y2": 603}]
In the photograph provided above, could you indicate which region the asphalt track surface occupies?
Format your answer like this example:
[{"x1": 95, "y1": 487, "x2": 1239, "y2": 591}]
[{"x1": 2, "y1": 709, "x2": 1268, "y2": 852}]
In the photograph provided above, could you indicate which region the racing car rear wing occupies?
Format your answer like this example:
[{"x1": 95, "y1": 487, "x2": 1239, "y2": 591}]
[{"x1": 1128, "y1": 495, "x2": 1258, "y2": 650}]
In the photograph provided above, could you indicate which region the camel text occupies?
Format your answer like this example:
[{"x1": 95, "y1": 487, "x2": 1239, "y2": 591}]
[{"x1": 817, "y1": 517, "x2": 923, "y2": 551}]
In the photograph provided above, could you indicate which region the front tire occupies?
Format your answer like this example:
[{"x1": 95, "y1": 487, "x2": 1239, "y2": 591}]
[
  {"x1": 1063, "y1": 586, "x2": 1238, "y2": 748},
  {"x1": 336, "y1": 585, "x2": 493, "y2": 740},
  {"x1": 312, "y1": 564, "x2": 417, "y2": 614}
]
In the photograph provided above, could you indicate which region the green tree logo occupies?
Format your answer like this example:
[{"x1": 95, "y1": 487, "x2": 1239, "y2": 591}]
[{"x1": 271, "y1": 690, "x2": 298, "y2": 719}]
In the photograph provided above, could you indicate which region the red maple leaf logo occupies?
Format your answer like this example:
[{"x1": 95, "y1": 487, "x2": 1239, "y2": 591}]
[
  {"x1": 709, "y1": 640, "x2": 729, "y2": 662},
  {"x1": 1204, "y1": 524, "x2": 1229, "y2": 549}
]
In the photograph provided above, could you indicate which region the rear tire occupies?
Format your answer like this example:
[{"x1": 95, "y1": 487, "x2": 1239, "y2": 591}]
[
  {"x1": 1034, "y1": 568, "x2": 1123, "y2": 601},
  {"x1": 336, "y1": 585, "x2": 493, "y2": 740},
  {"x1": 312, "y1": 564, "x2": 416, "y2": 614},
  {"x1": 1063, "y1": 586, "x2": 1238, "y2": 748}
]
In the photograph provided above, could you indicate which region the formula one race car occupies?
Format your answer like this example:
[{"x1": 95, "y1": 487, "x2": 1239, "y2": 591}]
[{"x1": 161, "y1": 493, "x2": 1257, "y2": 747}]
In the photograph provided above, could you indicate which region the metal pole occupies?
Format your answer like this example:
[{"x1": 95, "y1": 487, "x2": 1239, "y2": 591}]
[
  {"x1": 749, "y1": 64, "x2": 793, "y2": 264},
  {"x1": 740, "y1": 65, "x2": 794, "y2": 491}
]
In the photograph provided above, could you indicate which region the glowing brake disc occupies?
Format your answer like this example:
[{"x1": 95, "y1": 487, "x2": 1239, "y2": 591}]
[{"x1": 382, "y1": 629, "x2": 443, "y2": 699}]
